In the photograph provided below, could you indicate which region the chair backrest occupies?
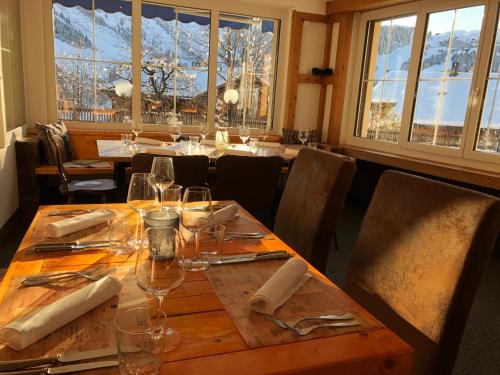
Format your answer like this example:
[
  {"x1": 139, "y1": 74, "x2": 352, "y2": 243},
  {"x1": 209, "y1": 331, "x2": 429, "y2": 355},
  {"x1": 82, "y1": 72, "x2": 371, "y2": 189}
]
[
  {"x1": 344, "y1": 170, "x2": 500, "y2": 375},
  {"x1": 214, "y1": 155, "x2": 284, "y2": 220},
  {"x1": 132, "y1": 153, "x2": 209, "y2": 188},
  {"x1": 46, "y1": 131, "x2": 71, "y2": 193},
  {"x1": 274, "y1": 148, "x2": 356, "y2": 272}
]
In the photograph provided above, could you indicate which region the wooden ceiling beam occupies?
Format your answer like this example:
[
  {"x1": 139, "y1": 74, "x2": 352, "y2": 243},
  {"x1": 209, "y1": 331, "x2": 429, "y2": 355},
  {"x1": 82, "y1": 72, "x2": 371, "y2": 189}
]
[{"x1": 326, "y1": 0, "x2": 414, "y2": 14}]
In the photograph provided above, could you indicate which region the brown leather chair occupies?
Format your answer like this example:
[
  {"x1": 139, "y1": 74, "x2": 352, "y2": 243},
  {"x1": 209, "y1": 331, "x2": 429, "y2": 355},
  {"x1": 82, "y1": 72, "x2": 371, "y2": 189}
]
[
  {"x1": 131, "y1": 153, "x2": 209, "y2": 189},
  {"x1": 344, "y1": 170, "x2": 500, "y2": 375},
  {"x1": 47, "y1": 132, "x2": 115, "y2": 203},
  {"x1": 274, "y1": 148, "x2": 356, "y2": 273},
  {"x1": 213, "y1": 155, "x2": 284, "y2": 225}
]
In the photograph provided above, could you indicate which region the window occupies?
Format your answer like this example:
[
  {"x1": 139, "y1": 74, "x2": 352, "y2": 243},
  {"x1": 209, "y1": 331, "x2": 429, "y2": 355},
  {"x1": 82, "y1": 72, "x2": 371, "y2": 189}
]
[
  {"x1": 348, "y1": 1, "x2": 499, "y2": 171},
  {"x1": 141, "y1": 3, "x2": 210, "y2": 125},
  {"x1": 476, "y1": 9, "x2": 500, "y2": 155},
  {"x1": 50, "y1": 1, "x2": 282, "y2": 129},
  {"x1": 215, "y1": 13, "x2": 279, "y2": 129},
  {"x1": 52, "y1": 0, "x2": 132, "y2": 122},
  {"x1": 356, "y1": 15, "x2": 417, "y2": 143},
  {"x1": 409, "y1": 6, "x2": 484, "y2": 149}
]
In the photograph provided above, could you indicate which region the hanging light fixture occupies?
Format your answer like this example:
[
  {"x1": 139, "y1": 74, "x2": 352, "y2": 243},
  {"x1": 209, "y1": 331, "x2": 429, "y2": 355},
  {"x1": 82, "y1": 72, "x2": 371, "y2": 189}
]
[{"x1": 115, "y1": 79, "x2": 133, "y2": 98}]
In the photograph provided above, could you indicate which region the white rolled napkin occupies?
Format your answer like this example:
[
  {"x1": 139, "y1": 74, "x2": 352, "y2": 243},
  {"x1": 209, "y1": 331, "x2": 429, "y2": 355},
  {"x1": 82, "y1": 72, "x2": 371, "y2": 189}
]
[
  {"x1": 223, "y1": 148, "x2": 255, "y2": 157},
  {"x1": 47, "y1": 209, "x2": 115, "y2": 238},
  {"x1": 200, "y1": 139, "x2": 215, "y2": 146},
  {"x1": 145, "y1": 147, "x2": 177, "y2": 156},
  {"x1": 258, "y1": 141, "x2": 281, "y2": 148},
  {"x1": 0, "y1": 276, "x2": 122, "y2": 350},
  {"x1": 135, "y1": 137, "x2": 164, "y2": 146},
  {"x1": 248, "y1": 258, "x2": 311, "y2": 315},
  {"x1": 213, "y1": 204, "x2": 238, "y2": 225},
  {"x1": 284, "y1": 147, "x2": 300, "y2": 157}
]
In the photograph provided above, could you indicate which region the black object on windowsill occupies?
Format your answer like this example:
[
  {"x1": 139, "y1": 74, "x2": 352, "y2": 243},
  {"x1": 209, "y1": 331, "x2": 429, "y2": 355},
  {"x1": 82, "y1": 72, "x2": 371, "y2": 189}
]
[{"x1": 312, "y1": 68, "x2": 334, "y2": 76}]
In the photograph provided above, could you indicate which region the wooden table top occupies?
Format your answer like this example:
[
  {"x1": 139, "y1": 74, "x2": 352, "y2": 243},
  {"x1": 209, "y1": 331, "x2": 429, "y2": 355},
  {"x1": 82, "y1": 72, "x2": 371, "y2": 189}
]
[
  {"x1": 96, "y1": 140, "x2": 299, "y2": 162},
  {"x1": 0, "y1": 203, "x2": 412, "y2": 374}
]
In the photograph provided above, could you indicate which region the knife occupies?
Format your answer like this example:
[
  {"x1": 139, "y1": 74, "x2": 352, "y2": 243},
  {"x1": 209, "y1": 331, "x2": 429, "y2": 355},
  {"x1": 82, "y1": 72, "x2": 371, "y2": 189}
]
[
  {"x1": 0, "y1": 348, "x2": 117, "y2": 371},
  {"x1": 34, "y1": 241, "x2": 111, "y2": 252},
  {"x1": 0, "y1": 360, "x2": 118, "y2": 375},
  {"x1": 209, "y1": 250, "x2": 291, "y2": 265}
]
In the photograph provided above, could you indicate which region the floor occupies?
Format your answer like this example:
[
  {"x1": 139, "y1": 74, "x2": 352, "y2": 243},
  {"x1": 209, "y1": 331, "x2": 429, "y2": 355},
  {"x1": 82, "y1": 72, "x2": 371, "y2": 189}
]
[{"x1": 0, "y1": 199, "x2": 499, "y2": 374}]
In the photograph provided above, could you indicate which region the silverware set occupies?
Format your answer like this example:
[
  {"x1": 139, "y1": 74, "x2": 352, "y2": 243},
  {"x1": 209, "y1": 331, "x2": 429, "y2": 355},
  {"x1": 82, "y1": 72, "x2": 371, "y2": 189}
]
[
  {"x1": 34, "y1": 241, "x2": 111, "y2": 252},
  {"x1": 266, "y1": 314, "x2": 360, "y2": 336},
  {"x1": 224, "y1": 232, "x2": 264, "y2": 241},
  {"x1": 21, "y1": 266, "x2": 118, "y2": 286}
]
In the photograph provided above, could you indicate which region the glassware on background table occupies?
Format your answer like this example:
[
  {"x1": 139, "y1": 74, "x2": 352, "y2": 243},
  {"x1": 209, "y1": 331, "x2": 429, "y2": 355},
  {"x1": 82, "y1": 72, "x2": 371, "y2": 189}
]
[
  {"x1": 121, "y1": 133, "x2": 132, "y2": 147},
  {"x1": 179, "y1": 140, "x2": 191, "y2": 154},
  {"x1": 136, "y1": 226, "x2": 184, "y2": 351},
  {"x1": 163, "y1": 184, "x2": 182, "y2": 213},
  {"x1": 249, "y1": 137, "x2": 259, "y2": 154},
  {"x1": 189, "y1": 136, "x2": 200, "y2": 143},
  {"x1": 260, "y1": 127, "x2": 269, "y2": 142},
  {"x1": 127, "y1": 173, "x2": 158, "y2": 248},
  {"x1": 115, "y1": 306, "x2": 166, "y2": 374},
  {"x1": 199, "y1": 124, "x2": 209, "y2": 141},
  {"x1": 181, "y1": 187, "x2": 213, "y2": 272},
  {"x1": 239, "y1": 127, "x2": 250, "y2": 144},
  {"x1": 151, "y1": 157, "x2": 174, "y2": 211},
  {"x1": 131, "y1": 120, "x2": 143, "y2": 142},
  {"x1": 298, "y1": 130, "x2": 309, "y2": 146},
  {"x1": 169, "y1": 124, "x2": 181, "y2": 143},
  {"x1": 108, "y1": 217, "x2": 136, "y2": 255},
  {"x1": 307, "y1": 142, "x2": 318, "y2": 149},
  {"x1": 198, "y1": 224, "x2": 225, "y2": 262}
]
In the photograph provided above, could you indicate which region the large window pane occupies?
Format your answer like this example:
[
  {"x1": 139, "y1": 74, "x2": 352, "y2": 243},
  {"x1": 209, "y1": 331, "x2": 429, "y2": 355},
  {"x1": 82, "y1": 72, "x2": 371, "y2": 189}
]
[
  {"x1": 216, "y1": 13, "x2": 279, "y2": 129},
  {"x1": 476, "y1": 11, "x2": 500, "y2": 155},
  {"x1": 141, "y1": 3, "x2": 210, "y2": 125},
  {"x1": 410, "y1": 6, "x2": 484, "y2": 148},
  {"x1": 355, "y1": 15, "x2": 416, "y2": 143},
  {"x1": 52, "y1": 0, "x2": 132, "y2": 122}
]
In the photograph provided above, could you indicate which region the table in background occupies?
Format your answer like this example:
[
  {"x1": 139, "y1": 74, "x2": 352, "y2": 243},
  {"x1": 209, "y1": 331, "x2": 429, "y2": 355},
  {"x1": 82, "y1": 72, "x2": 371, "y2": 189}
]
[{"x1": 0, "y1": 203, "x2": 412, "y2": 374}]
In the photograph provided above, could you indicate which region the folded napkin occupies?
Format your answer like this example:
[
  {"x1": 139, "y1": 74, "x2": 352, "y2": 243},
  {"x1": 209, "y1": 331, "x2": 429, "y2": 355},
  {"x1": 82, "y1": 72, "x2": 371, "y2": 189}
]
[
  {"x1": 223, "y1": 148, "x2": 255, "y2": 157},
  {"x1": 145, "y1": 147, "x2": 177, "y2": 156},
  {"x1": 200, "y1": 139, "x2": 215, "y2": 146},
  {"x1": 213, "y1": 204, "x2": 239, "y2": 225},
  {"x1": 135, "y1": 137, "x2": 164, "y2": 146},
  {"x1": 47, "y1": 209, "x2": 115, "y2": 238},
  {"x1": 258, "y1": 141, "x2": 281, "y2": 148},
  {"x1": 248, "y1": 258, "x2": 311, "y2": 315},
  {"x1": 0, "y1": 276, "x2": 122, "y2": 350},
  {"x1": 284, "y1": 147, "x2": 300, "y2": 157}
]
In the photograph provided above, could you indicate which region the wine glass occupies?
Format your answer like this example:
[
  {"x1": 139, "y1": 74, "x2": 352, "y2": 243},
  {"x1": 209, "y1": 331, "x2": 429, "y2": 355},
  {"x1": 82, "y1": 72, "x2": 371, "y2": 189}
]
[
  {"x1": 170, "y1": 124, "x2": 181, "y2": 143},
  {"x1": 151, "y1": 157, "x2": 175, "y2": 211},
  {"x1": 260, "y1": 127, "x2": 269, "y2": 142},
  {"x1": 131, "y1": 120, "x2": 143, "y2": 142},
  {"x1": 127, "y1": 173, "x2": 158, "y2": 247},
  {"x1": 199, "y1": 124, "x2": 209, "y2": 141},
  {"x1": 298, "y1": 130, "x2": 309, "y2": 146},
  {"x1": 136, "y1": 226, "x2": 184, "y2": 351},
  {"x1": 239, "y1": 127, "x2": 250, "y2": 144},
  {"x1": 181, "y1": 187, "x2": 213, "y2": 272}
]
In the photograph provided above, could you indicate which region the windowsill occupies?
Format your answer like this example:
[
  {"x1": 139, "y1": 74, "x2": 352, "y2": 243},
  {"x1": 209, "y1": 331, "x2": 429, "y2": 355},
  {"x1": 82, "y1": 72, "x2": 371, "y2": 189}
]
[{"x1": 333, "y1": 145, "x2": 500, "y2": 190}]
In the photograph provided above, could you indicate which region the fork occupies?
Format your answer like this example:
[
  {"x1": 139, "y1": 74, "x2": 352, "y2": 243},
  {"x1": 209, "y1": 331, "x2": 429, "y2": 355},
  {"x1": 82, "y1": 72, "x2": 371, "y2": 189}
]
[
  {"x1": 224, "y1": 232, "x2": 264, "y2": 241},
  {"x1": 21, "y1": 266, "x2": 117, "y2": 286},
  {"x1": 290, "y1": 321, "x2": 360, "y2": 336},
  {"x1": 266, "y1": 314, "x2": 359, "y2": 335}
]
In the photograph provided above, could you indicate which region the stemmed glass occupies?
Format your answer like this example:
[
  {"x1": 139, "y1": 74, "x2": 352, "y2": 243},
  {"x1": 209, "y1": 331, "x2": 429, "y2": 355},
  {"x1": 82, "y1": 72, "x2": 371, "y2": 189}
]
[
  {"x1": 260, "y1": 127, "x2": 269, "y2": 142},
  {"x1": 131, "y1": 120, "x2": 143, "y2": 142},
  {"x1": 298, "y1": 130, "x2": 309, "y2": 146},
  {"x1": 151, "y1": 157, "x2": 175, "y2": 211},
  {"x1": 136, "y1": 226, "x2": 184, "y2": 351},
  {"x1": 199, "y1": 124, "x2": 209, "y2": 141},
  {"x1": 127, "y1": 173, "x2": 158, "y2": 247},
  {"x1": 239, "y1": 127, "x2": 250, "y2": 144},
  {"x1": 181, "y1": 187, "x2": 213, "y2": 272},
  {"x1": 170, "y1": 124, "x2": 181, "y2": 143}
]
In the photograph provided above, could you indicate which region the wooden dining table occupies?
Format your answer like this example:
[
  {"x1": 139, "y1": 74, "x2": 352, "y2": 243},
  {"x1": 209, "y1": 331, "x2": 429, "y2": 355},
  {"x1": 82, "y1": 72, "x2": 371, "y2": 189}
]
[{"x1": 0, "y1": 203, "x2": 412, "y2": 374}]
